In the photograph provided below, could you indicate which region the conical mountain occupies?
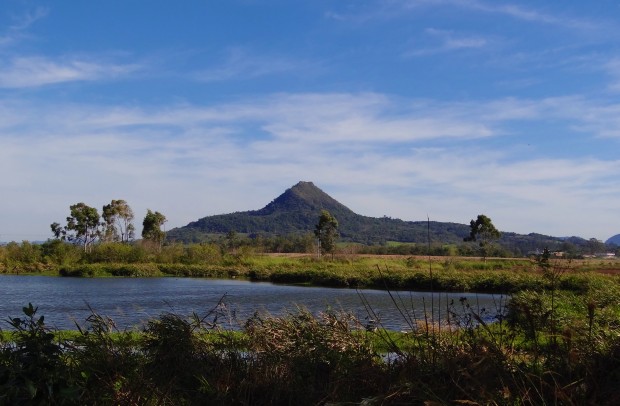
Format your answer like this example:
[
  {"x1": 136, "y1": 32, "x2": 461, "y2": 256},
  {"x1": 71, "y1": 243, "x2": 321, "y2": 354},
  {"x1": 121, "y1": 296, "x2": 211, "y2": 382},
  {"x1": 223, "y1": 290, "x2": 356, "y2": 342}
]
[
  {"x1": 166, "y1": 181, "x2": 588, "y2": 253},
  {"x1": 253, "y1": 181, "x2": 355, "y2": 217},
  {"x1": 167, "y1": 181, "x2": 360, "y2": 242},
  {"x1": 166, "y1": 181, "x2": 483, "y2": 244},
  {"x1": 167, "y1": 181, "x2": 438, "y2": 244}
]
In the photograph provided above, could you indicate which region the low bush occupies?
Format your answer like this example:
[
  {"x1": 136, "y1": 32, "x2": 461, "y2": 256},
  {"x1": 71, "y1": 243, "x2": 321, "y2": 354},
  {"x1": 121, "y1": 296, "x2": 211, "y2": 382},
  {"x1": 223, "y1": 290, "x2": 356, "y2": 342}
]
[
  {"x1": 1, "y1": 292, "x2": 620, "y2": 405},
  {"x1": 59, "y1": 263, "x2": 163, "y2": 277}
]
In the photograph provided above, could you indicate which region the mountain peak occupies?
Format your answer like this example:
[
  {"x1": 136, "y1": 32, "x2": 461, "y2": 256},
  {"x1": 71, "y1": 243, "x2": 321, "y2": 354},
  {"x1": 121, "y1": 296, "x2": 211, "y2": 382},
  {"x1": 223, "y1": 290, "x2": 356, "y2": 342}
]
[
  {"x1": 256, "y1": 181, "x2": 353, "y2": 216},
  {"x1": 292, "y1": 180, "x2": 316, "y2": 189}
]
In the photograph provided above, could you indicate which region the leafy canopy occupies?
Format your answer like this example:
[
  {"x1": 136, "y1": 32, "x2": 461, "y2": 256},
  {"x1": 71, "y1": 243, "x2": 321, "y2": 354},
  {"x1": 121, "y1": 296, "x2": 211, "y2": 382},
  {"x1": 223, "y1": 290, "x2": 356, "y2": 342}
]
[
  {"x1": 464, "y1": 214, "x2": 501, "y2": 244},
  {"x1": 314, "y1": 209, "x2": 339, "y2": 256},
  {"x1": 142, "y1": 209, "x2": 167, "y2": 246},
  {"x1": 102, "y1": 199, "x2": 135, "y2": 243},
  {"x1": 51, "y1": 203, "x2": 102, "y2": 252}
]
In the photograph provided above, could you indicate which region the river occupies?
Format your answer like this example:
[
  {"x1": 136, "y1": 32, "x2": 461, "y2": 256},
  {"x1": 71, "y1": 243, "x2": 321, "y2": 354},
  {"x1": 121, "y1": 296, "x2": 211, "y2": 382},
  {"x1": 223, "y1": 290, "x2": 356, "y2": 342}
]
[{"x1": 0, "y1": 275, "x2": 507, "y2": 331}]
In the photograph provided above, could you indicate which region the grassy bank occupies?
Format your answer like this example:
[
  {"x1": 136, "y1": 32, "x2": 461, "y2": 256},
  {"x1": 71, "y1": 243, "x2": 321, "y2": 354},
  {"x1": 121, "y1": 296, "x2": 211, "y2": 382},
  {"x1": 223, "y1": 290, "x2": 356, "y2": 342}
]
[
  {"x1": 2, "y1": 239, "x2": 619, "y2": 293},
  {"x1": 28, "y1": 255, "x2": 616, "y2": 296}
]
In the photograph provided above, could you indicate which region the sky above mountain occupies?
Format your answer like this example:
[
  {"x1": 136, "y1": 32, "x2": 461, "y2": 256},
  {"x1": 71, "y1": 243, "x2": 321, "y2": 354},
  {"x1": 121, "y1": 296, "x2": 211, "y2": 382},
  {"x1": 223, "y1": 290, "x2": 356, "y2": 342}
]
[{"x1": 1, "y1": 0, "x2": 619, "y2": 242}]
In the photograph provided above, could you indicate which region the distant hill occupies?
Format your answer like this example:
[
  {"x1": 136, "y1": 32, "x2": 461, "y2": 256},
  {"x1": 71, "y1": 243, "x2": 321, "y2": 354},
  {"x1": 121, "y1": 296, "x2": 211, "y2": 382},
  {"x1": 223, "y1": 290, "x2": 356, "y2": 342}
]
[
  {"x1": 167, "y1": 181, "x2": 587, "y2": 254},
  {"x1": 168, "y1": 181, "x2": 466, "y2": 245},
  {"x1": 606, "y1": 234, "x2": 620, "y2": 245}
]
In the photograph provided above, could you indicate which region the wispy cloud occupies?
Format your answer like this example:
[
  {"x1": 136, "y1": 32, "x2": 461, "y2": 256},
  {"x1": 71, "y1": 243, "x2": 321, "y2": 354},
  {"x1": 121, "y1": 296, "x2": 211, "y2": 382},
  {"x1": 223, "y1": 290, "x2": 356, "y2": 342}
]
[
  {"x1": 404, "y1": 28, "x2": 490, "y2": 57},
  {"x1": 194, "y1": 48, "x2": 319, "y2": 82},
  {"x1": 603, "y1": 58, "x2": 620, "y2": 93},
  {"x1": 0, "y1": 56, "x2": 141, "y2": 88},
  {"x1": 9, "y1": 7, "x2": 49, "y2": 31},
  {"x1": 452, "y1": 0, "x2": 600, "y2": 31},
  {"x1": 330, "y1": 0, "x2": 603, "y2": 32},
  {"x1": 6, "y1": 92, "x2": 620, "y2": 148},
  {"x1": 0, "y1": 7, "x2": 49, "y2": 47}
]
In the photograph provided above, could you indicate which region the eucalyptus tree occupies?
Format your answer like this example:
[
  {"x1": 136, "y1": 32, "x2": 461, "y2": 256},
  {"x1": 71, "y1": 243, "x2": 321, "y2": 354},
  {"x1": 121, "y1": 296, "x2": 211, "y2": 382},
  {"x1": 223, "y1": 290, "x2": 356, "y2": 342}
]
[
  {"x1": 314, "y1": 209, "x2": 339, "y2": 258},
  {"x1": 102, "y1": 199, "x2": 135, "y2": 243},
  {"x1": 51, "y1": 202, "x2": 103, "y2": 252},
  {"x1": 142, "y1": 210, "x2": 167, "y2": 249},
  {"x1": 464, "y1": 214, "x2": 501, "y2": 260}
]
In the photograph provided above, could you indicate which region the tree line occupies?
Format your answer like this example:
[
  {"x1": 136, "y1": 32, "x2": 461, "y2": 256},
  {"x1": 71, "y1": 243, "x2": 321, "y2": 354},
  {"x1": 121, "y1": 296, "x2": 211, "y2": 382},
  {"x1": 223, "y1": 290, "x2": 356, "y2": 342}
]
[
  {"x1": 0, "y1": 202, "x2": 614, "y2": 267},
  {"x1": 47, "y1": 201, "x2": 343, "y2": 258},
  {"x1": 50, "y1": 200, "x2": 166, "y2": 252}
]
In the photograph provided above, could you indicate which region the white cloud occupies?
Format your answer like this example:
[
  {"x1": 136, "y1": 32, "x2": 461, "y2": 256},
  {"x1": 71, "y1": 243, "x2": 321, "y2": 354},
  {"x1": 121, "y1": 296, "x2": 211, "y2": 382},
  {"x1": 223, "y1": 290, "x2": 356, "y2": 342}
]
[
  {"x1": 464, "y1": 1, "x2": 602, "y2": 32},
  {"x1": 9, "y1": 7, "x2": 49, "y2": 31},
  {"x1": 2, "y1": 91, "x2": 620, "y2": 241},
  {"x1": 405, "y1": 28, "x2": 489, "y2": 57},
  {"x1": 0, "y1": 56, "x2": 140, "y2": 88},
  {"x1": 330, "y1": 0, "x2": 602, "y2": 33},
  {"x1": 0, "y1": 7, "x2": 49, "y2": 47},
  {"x1": 194, "y1": 48, "x2": 319, "y2": 82},
  {"x1": 604, "y1": 58, "x2": 620, "y2": 93},
  {"x1": 401, "y1": 0, "x2": 600, "y2": 31}
]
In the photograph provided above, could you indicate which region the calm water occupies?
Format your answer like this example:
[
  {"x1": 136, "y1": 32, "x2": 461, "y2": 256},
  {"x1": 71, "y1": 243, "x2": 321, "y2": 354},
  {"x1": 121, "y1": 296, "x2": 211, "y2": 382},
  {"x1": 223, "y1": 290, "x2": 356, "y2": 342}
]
[{"x1": 0, "y1": 275, "x2": 507, "y2": 331}]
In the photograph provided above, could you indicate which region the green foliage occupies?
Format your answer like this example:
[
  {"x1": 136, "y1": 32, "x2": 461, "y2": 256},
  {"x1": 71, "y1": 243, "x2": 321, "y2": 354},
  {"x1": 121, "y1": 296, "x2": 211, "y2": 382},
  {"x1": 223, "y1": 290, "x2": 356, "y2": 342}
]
[
  {"x1": 86, "y1": 242, "x2": 138, "y2": 263},
  {"x1": 141, "y1": 209, "x2": 167, "y2": 248},
  {"x1": 141, "y1": 313, "x2": 204, "y2": 399},
  {"x1": 0, "y1": 303, "x2": 78, "y2": 403},
  {"x1": 102, "y1": 199, "x2": 135, "y2": 243},
  {"x1": 314, "y1": 209, "x2": 339, "y2": 257},
  {"x1": 59, "y1": 263, "x2": 162, "y2": 277},
  {"x1": 184, "y1": 242, "x2": 222, "y2": 264},
  {"x1": 2, "y1": 241, "x2": 39, "y2": 268},
  {"x1": 71, "y1": 310, "x2": 145, "y2": 404},
  {"x1": 464, "y1": 214, "x2": 501, "y2": 259},
  {"x1": 40, "y1": 239, "x2": 82, "y2": 266},
  {"x1": 52, "y1": 202, "x2": 103, "y2": 252}
]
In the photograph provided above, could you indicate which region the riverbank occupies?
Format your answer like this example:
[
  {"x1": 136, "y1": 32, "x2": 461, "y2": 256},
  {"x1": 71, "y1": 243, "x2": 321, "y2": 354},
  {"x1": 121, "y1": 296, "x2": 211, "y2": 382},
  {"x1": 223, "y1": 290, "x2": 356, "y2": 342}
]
[{"x1": 2, "y1": 254, "x2": 614, "y2": 295}]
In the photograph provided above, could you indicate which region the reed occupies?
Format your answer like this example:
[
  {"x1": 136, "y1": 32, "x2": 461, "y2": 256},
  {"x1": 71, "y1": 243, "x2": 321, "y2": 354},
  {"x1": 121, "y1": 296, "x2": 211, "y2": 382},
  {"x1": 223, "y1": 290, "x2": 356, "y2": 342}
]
[{"x1": 1, "y1": 272, "x2": 618, "y2": 405}]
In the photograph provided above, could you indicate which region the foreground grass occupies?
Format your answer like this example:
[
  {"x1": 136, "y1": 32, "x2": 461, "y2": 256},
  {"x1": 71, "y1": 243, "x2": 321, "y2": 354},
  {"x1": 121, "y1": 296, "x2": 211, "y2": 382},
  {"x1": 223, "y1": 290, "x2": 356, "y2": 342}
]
[{"x1": 1, "y1": 283, "x2": 619, "y2": 405}]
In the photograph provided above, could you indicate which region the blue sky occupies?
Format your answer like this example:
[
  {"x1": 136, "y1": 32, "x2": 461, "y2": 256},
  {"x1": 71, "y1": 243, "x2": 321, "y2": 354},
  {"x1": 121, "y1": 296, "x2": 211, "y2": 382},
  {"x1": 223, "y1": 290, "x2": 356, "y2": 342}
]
[{"x1": 1, "y1": 0, "x2": 619, "y2": 243}]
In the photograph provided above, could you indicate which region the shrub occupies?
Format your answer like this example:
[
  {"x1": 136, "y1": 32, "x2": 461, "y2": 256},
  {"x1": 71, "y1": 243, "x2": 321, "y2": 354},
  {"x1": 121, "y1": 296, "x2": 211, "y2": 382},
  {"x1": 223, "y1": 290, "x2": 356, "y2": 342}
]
[
  {"x1": 70, "y1": 310, "x2": 145, "y2": 404},
  {"x1": 243, "y1": 309, "x2": 382, "y2": 404},
  {"x1": 0, "y1": 303, "x2": 78, "y2": 404}
]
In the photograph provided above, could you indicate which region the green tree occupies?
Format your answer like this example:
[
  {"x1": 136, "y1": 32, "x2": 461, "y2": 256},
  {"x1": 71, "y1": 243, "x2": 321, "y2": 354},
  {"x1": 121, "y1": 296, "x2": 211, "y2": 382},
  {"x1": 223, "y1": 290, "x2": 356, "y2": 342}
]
[
  {"x1": 51, "y1": 203, "x2": 102, "y2": 252},
  {"x1": 40, "y1": 239, "x2": 81, "y2": 265},
  {"x1": 225, "y1": 230, "x2": 239, "y2": 253},
  {"x1": 102, "y1": 199, "x2": 135, "y2": 243},
  {"x1": 314, "y1": 210, "x2": 339, "y2": 258},
  {"x1": 142, "y1": 210, "x2": 167, "y2": 249},
  {"x1": 585, "y1": 238, "x2": 606, "y2": 256},
  {"x1": 464, "y1": 214, "x2": 501, "y2": 260}
]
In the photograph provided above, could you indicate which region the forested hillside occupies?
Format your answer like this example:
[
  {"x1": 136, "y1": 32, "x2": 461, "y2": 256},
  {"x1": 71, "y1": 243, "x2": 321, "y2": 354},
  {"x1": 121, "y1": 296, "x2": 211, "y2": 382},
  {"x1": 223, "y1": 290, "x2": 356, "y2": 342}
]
[{"x1": 167, "y1": 182, "x2": 592, "y2": 256}]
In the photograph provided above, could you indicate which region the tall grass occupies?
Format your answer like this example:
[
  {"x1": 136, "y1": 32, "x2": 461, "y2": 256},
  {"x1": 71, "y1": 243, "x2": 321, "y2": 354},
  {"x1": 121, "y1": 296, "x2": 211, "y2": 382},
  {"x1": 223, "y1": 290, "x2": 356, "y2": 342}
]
[{"x1": 1, "y1": 269, "x2": 619, "y2": 405}]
